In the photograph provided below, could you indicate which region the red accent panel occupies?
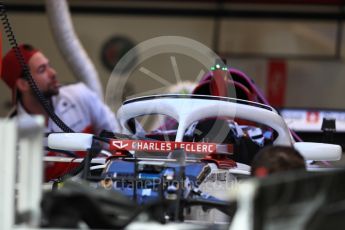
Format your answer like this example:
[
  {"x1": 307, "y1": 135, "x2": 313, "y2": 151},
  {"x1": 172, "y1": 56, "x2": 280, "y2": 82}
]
[
  {"x1": 109, "y1": 139, "x2": 228, "y2": 154},
  {"x1": 44, "y1": 152, "x2": 80, "y2": 182},
  {"x1": 82, "y1": 125, "x2": 94, "y2": 134},
  {"x1": 202, "y1": 153, "x2": 237, "y2": 169},
  {"x1": 306, "y1": 111, "x2": 320, "y2": 123},
  {"x1": 266, "y1": 59, "x2": 287, "y2": 107},
  {"x1": 210, "y1": 70, "x2": 229, "y2": 97}
]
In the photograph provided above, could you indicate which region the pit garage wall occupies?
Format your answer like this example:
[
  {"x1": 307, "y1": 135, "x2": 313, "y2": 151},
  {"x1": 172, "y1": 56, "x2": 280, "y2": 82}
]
[
  {"x1": 230, "y1": 59, "x2": 345, "y2": 109},
  {"x1": 1, "y1": 9, "x2": 345, "y2": 116}
]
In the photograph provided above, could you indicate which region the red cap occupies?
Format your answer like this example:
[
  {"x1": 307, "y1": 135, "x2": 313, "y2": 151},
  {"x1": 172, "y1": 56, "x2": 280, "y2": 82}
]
[{"x1": 1, "y1": 44, "x2": 39, "y2": 103}]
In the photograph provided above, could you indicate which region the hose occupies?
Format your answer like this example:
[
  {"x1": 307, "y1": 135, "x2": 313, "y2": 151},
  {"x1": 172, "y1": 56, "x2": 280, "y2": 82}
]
[{"x1": 45, "y1": 0, "x2": 103, "y2": 99}]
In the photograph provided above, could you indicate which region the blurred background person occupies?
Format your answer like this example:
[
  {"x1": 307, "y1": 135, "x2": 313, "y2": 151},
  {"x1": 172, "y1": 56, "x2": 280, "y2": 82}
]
[
  {"x1": 1, "y1": 44, "x2": 121, "y2": 181},
  {"x1": 251, "y1": 145, "x2": 306, "y2": 177},
  {"x1": 1, "y1": 44, "x2": 120, "y2": 135}
]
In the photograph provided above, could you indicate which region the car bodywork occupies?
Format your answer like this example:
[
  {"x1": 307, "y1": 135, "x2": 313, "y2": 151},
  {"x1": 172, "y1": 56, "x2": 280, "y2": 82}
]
[
  {"x1": 44, "y1": 64, "x2": 341, "y2": 226},
  {"x1": 46, "y1": 94, "x2": 341, "y2": 224}
]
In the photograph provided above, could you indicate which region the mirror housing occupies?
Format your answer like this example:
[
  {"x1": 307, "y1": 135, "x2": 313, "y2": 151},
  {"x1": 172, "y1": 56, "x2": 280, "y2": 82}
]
[
  {"x1": 294, "y1": 142, "x2": 342, "y2": 161},
  {"x1": 48, "y1": 133, "x2": 93, "y2": 151}
]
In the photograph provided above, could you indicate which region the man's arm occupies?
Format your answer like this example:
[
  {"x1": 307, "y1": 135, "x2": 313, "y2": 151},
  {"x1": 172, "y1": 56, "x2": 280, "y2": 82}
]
[{"x1": 78, "y1": 83, "x2": 121, "y2": 135}]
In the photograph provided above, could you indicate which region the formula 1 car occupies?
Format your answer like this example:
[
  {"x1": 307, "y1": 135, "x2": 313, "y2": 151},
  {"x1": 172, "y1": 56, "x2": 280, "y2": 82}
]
[
  {"x1": 45, "y1": 93, "x2": 341, "y2": 227},
  {"x1": 43, "y1": 61, "x2": 342, "y2": 227}
]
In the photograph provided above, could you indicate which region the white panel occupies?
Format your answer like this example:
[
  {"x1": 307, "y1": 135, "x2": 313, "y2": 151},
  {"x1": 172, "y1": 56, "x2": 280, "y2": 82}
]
[
  {"x1": 17, "y1": 116, "x2": 45, "y2": 227},
  {"x1": 0, "y1": 120, "x2": 17, "y2": 230},
  {"x1": 48, "y1": 133, "x2": 93, "y2": 151},
  {"x1": 294, "y1": 142, "x2": 342, "y2": 161}
]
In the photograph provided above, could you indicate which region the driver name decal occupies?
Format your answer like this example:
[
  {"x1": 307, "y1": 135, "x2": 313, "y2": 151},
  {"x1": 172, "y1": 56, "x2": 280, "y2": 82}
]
[{"x1": 109, "y1": 139, "x2": 217, "y2": 154}]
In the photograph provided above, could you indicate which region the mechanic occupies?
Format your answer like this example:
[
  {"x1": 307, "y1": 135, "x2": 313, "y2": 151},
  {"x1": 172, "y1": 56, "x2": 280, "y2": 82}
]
[
  {"x1": 1, "y1": 44, "x2": 120, "y2": 134},
  {"x1": 250, "y1": 146, "x2": 306, "y2": 177},
  {"x1": 1, "y1": 44, "x2": 120, "y2": 180}
]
